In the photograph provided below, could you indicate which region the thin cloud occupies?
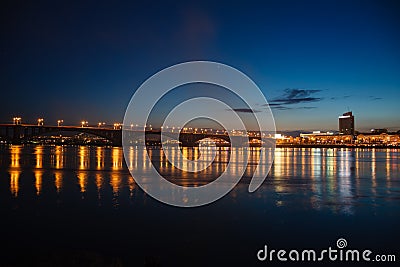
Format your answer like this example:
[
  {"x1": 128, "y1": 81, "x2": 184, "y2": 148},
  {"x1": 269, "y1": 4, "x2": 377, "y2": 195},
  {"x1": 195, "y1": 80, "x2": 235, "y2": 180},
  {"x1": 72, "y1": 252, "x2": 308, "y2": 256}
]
[
  {"x1": 369, "y1": 96, "x2": 383, "y2": 100},
  {"x1": 272, "y1": 97, "x2": 321, "y2": 104},
  {"x1": 267, "y1": 88, "x2": 322, "y2": 110},
  {"x1": 226, "y1": 108, "x2": 261, "y2": 113},
  {"x1": 330, "y1": 95, "x2": 351, "y2": 100},
  {"x1": 297, "y1": 106, "x2": 317, "y2": 109},
  {"x1": 283, "y1": 88, "x2": 322, "y2": 99},
  {"x1": 268, "y1": 105, "x2": 316, "y2": 110},
  {"x1": 270, "y1": 106, "x2": 292, "y2": 110},
  {"x1": 267, "y1": 103, "x2": 291, "y2": 110},
  {"x1": 330, "y1": 95, "x2": 382, "y2": 101}
]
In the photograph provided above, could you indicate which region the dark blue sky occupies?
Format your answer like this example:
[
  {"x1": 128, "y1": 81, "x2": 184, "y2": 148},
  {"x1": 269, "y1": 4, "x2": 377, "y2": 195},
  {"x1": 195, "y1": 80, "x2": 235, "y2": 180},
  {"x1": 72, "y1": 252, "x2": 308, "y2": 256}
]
[{"x1": 1, "y1": 0, "x2": 399, "y2": 131}]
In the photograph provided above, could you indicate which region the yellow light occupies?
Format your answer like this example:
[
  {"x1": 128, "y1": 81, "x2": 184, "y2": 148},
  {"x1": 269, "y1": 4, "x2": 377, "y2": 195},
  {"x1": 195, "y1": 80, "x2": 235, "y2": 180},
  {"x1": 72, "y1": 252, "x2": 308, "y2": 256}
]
[
  {"x1": 37, "y1": 118, "x2": 44, "y2": 126},
  {"x1": 13, "y1": 117, "x2": 22, "y2": 125}
]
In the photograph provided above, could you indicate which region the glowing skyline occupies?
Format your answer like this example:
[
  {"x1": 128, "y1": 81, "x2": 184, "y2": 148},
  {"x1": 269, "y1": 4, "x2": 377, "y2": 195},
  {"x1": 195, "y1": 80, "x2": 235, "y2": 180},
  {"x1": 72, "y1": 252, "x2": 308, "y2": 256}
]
[{"x1": 1, "y1": 0, "x2": 399, "y2": 131}]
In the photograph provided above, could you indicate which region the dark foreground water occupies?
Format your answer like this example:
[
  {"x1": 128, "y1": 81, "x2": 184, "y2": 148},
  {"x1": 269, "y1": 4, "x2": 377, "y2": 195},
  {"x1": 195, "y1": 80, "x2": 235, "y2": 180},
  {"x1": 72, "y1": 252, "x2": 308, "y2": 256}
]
[{"x1": 0, "y1": 145, "x2": 399, "y2": 266}]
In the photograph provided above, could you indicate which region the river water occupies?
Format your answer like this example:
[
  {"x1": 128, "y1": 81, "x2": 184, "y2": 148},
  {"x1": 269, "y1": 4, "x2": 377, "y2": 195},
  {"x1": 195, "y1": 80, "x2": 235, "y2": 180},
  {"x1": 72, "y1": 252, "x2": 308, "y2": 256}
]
[{"x1": 0, "y1": 145, "x2": 399, "y2": 266}]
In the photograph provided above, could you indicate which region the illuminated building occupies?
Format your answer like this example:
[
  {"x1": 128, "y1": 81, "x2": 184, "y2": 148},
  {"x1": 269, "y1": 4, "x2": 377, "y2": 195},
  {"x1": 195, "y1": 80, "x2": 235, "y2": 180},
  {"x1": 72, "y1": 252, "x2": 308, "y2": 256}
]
[
  {"x1": 339, "y1": 111, "x2": 355, "y2": 135},
  {"x1": 300, "y1": 131, "x2": 353, "y2": 144},
  {"x1": 357, "y1": 133, "x2": 400, "y2": 146}
]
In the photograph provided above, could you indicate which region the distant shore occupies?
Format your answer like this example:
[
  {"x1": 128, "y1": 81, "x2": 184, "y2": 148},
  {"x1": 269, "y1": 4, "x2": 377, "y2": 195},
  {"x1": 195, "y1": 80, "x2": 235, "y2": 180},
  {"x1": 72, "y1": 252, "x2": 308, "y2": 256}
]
[
  {"x1": 1, "y1": 142, "x2": 399, "y2": 149},
  {"x1": 276, "y1": 144, "x2": 400, "y2": 149}
]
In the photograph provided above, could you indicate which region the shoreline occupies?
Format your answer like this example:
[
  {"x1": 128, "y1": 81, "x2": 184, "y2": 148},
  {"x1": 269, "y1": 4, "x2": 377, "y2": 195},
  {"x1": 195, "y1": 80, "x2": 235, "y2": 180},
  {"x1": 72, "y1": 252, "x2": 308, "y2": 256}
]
[
  {"x1": 1, "y1": 142, "x2": 399, "y2": 149},
  {"x1": 276, "y1": 144, "x2": 400, "y2": 149}
]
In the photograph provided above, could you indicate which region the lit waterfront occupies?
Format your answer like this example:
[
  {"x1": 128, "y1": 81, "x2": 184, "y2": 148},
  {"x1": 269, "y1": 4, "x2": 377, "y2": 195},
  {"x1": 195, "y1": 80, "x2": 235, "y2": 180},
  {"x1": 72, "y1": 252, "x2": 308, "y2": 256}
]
[
  {"x1": 1, "y1": 119, "x2": 400, "y2": 147},
  {"x1": 1, "y1": 145, "x2": 399, "y2": 265},
  {"x1": 4, "y1": 145, "x2": 400, "y2": 204}
]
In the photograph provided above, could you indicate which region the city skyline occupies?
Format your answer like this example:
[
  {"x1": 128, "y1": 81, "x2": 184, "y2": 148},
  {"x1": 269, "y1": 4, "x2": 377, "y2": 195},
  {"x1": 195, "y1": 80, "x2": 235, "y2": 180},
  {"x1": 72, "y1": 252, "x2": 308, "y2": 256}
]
[
  {"x1": 1, "y1": 2, "x2": 399, "y2": 265},
  {"x1": 2, "y1": 108, "x2": 398, "y2": 134},
  {"x1": 1, "y1": 0, "x2": 399, "y2": 132}
]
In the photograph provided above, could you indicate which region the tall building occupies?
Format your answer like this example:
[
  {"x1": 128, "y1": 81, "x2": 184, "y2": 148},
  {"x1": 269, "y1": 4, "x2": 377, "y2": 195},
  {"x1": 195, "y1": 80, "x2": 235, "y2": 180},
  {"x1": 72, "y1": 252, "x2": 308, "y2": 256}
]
[{"x1": 339, "y1": 111, "x2": 355, "y2": 135}]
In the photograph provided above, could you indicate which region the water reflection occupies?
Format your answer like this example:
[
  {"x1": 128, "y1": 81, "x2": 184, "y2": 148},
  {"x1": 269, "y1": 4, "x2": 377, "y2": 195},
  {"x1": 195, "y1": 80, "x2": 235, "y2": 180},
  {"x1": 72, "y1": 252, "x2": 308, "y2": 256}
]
[
  {"x1": 96, "y1": 147, "x2": 104, "y2": 170},
  {"x1": 54, "y1": 171, "x2": 63, "y2": 193},
  {"x1": 9, "y1": 145, "x2": 21, "y2": 197},
  {"x1": 54, "y1": 146, "x2": 64, "y2": 169},
  {"x1": 110, "y1": 173, "x2": 122, "y2": 207},
  {"x1": 10, "y1": 169, "x2": 20, "y2": 197},
  {"x1": 128, "y1": 176, "x2": 135, "y2": 198},
  {"x1": 1, "y1": 146, "x2": 399, "y2": 214},
  {"x1": 79, "y1": 146, "x2": 89, "y2": 170},
  {"x1": 33, "y1": 146, "x2": 44, "y2": 195},
  {"x1": 35, "y1": 169, "x2": 43, "y2": 195},
  {"x1": 95, "y1": 173, "x2": 104, "y2": 203},
  {"x1": 10, "y1": 145, "x2": 21, "y2": 168},
  {"x1": 77, "y1": 171, "x2": 88, "y2": 194},
  {"x1": 110, "y1": 173, "x2": 122, "y2": 195},
  {"x1": 35, "y1": 146, "x2": 43, "y2": 168},
  {"x1": 112, "y1": 147, "x2": 123, "y2": 170}
]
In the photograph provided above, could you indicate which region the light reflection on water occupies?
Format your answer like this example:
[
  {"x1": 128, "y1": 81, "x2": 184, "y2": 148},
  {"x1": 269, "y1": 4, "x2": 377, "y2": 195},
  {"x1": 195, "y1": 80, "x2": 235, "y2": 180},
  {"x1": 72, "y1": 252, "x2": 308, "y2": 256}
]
[
  {"x1": 1, "y1": 145, "x2": 399, "y2": 214},
  {"x1": 1, "y1": 144, "x2": 398, "y2": 266}
]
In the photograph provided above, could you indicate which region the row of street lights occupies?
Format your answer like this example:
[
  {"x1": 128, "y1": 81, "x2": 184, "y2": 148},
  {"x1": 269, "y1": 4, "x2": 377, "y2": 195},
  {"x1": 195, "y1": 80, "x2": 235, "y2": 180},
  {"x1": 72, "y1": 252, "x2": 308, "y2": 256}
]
[
  {"x1": 13, "y1": 117, "x2": 60, "y2": 126},
  {"x1": 12, "y1": 117, "x2": 124, "y2": 129},
  {"x1": 11, "y1": 118, "x2": 219, "y2": 132}
]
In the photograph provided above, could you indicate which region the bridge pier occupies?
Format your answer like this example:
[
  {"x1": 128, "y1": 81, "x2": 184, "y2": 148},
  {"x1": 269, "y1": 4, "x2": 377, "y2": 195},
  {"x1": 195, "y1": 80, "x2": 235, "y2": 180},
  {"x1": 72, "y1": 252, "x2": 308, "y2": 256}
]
[{"x1": 12, "y1": 125, "x2": 23, "y2": 144}]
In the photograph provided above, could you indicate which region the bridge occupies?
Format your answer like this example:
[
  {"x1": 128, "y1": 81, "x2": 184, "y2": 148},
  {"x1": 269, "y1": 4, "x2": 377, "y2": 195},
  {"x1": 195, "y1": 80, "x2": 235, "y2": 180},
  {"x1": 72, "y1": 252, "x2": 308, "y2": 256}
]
[
  {"x1": 0, "y1": 124, "x2": 263, "y2": 146},
  {"x1": 0, "y1": 124, "x2": 122, "y2": 145}
]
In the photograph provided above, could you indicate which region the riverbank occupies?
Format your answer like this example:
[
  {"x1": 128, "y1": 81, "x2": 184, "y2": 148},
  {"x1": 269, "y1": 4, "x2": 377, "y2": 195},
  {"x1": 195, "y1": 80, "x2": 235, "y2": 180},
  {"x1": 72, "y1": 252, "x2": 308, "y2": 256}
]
[
  {"x1": 1, "y1": 141, "x2": 399, "y2": 149},
  {"x1": 276, "y1": 144, "x2": 400, "y2": 149}
]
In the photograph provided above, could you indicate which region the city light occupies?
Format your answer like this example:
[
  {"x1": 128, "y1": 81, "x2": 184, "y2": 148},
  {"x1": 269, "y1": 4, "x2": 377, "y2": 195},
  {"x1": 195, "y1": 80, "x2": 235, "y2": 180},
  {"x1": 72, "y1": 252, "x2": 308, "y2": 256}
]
[
  {"x1": 13, "y1": 117, "x2": 22, "y2": 125},
  {"x1": 37, "y1": 118, "x2": 44, "y2": 126},
  {"x1": 2, "y1": 116, "x2": 400, "y2": 147},
  {"x1": 113, "y1": 123, "x2": 122, "y2": 130}
]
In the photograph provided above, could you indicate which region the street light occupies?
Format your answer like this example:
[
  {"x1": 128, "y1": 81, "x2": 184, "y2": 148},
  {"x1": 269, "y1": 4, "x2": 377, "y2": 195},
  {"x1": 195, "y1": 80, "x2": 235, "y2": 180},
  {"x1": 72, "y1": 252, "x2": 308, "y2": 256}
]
[
  {"x1": 81, "y1": 121, "x2": 88, "y2": 127},
  {"x1": 57, "y1": 120, "x2": 63, "y2": 126},
  {"x1": 13, "y1": 117, "x2": 21, "y2": 125},
  {"x1": 37, "y1": 118, "x2": 44, "y2": 126}
]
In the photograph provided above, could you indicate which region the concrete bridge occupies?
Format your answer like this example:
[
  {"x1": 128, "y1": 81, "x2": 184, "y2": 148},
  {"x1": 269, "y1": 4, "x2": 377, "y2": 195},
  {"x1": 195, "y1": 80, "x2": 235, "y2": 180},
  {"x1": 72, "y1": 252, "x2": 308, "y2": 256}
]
[
  {"x1": 0, "y1": 124, "x2": 122, "y2": 145},
  {"x1": 128, "y1": 130, "x2": 249, "y2": 146},
  {"x1": 0, "y1": 124, "x2": 262, "y2": 146}
]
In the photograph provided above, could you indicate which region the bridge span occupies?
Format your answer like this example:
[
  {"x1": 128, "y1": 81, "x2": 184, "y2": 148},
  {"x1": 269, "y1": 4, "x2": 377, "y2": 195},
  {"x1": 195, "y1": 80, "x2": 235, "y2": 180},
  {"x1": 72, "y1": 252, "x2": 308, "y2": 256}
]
[
  {"x1": 0, "y1": 124, "x2": 122, "y2": 145},
  {"x1": 0, "y1": 124, "x2": 262, "y2": 146}
]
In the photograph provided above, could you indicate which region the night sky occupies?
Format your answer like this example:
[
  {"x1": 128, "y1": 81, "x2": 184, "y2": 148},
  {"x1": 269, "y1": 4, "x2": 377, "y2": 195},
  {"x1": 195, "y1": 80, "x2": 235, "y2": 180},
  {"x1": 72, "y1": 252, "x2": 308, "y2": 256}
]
[{"x1": 1, "y1": 0, "x2": 399, "y2": 132}]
